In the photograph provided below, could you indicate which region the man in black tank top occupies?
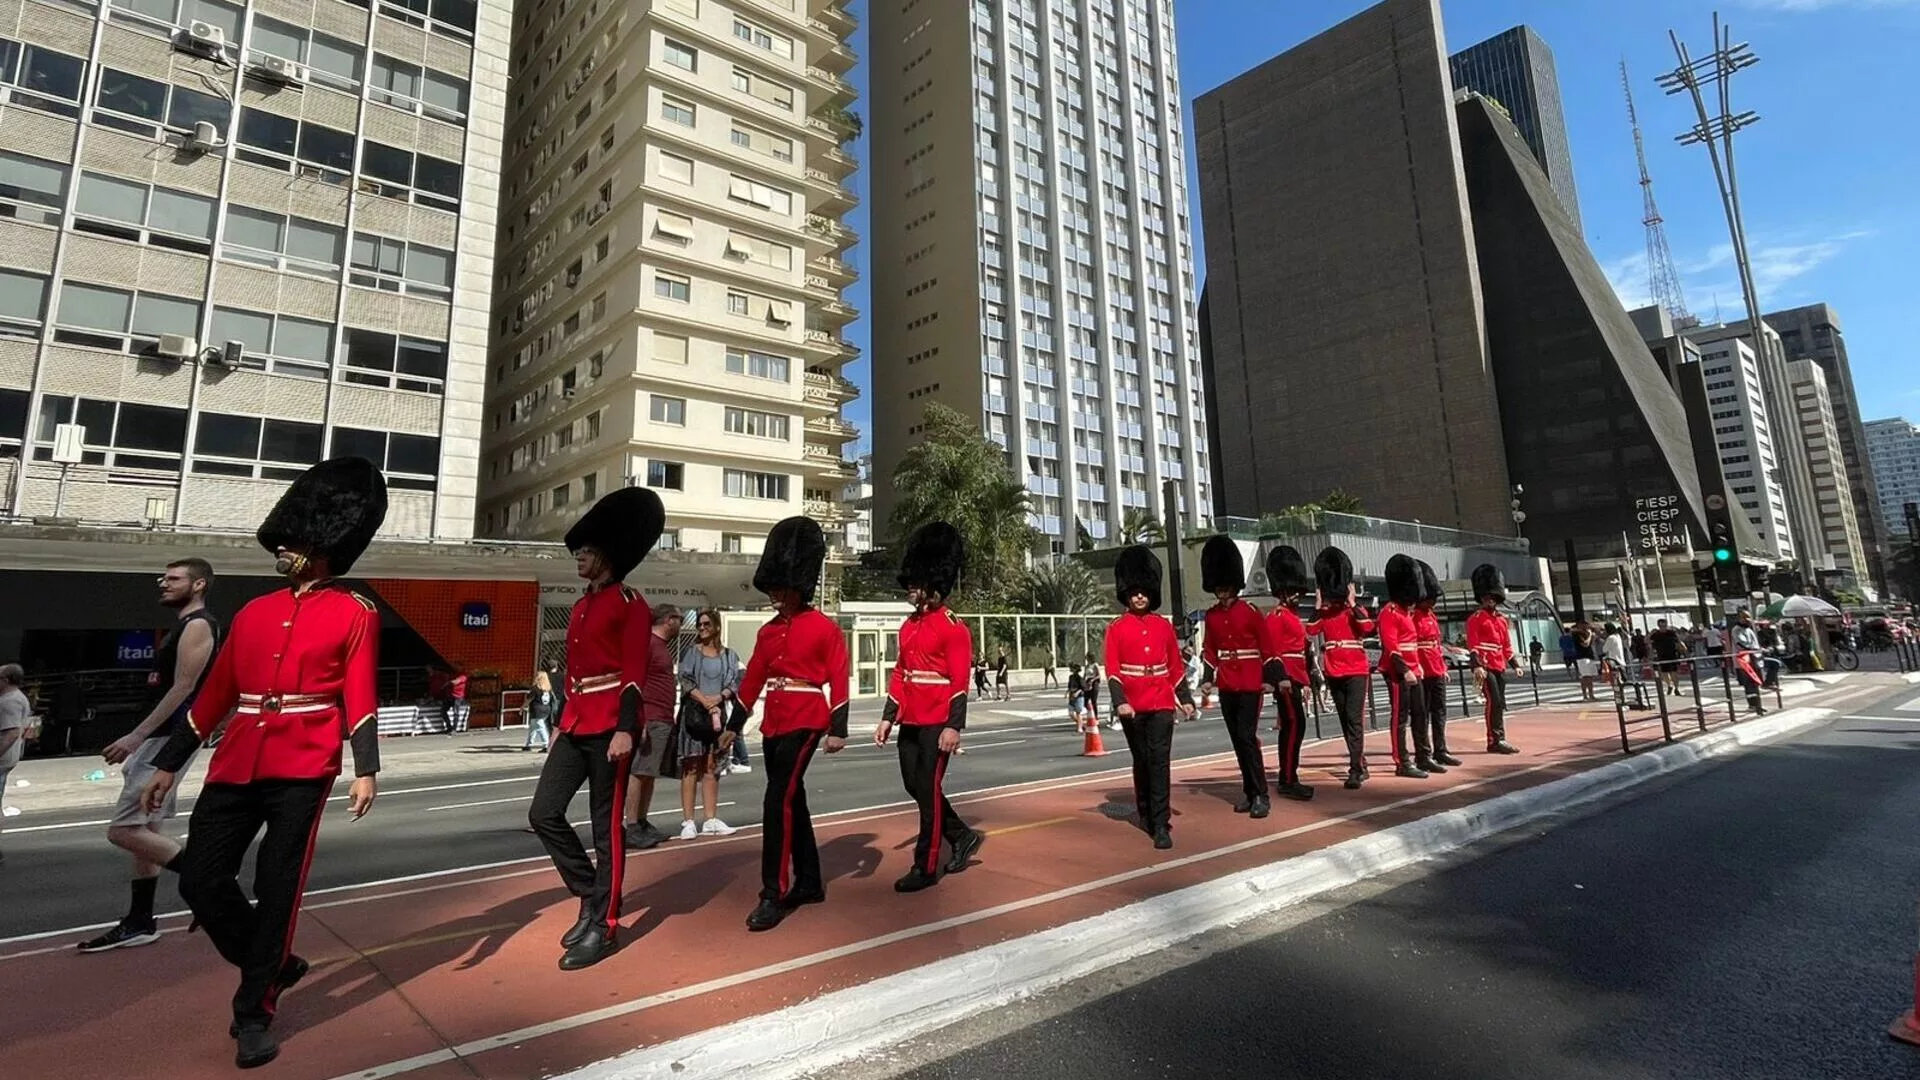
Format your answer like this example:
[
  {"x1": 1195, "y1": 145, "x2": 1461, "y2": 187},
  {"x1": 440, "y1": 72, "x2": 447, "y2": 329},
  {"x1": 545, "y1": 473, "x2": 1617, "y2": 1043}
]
[{"x1": 79, "y1": 558, "x2": 221, "y2": 954}]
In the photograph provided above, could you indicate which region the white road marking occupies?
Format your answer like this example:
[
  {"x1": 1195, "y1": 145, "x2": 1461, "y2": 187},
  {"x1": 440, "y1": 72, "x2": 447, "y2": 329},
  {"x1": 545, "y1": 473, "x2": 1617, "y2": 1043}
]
[
  {"x1": 1897, "y1": 695, "x2": 1920, "y2": 712},
  {"x1": 1, "y1": 774, "x2": 545, "y2": 833}
]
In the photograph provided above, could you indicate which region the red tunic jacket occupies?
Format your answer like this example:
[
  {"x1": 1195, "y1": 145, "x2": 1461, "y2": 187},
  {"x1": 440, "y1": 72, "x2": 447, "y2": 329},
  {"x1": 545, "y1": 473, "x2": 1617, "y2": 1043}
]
[
  {"x1": 886, "y1": 606, "x2": 971, "y2": 728},
  {"x1": 1467, "y1": 609, "x2": 1516, "y2": 673},
  {"x1": 1264, "y1": 606, "x2": 1310, "y2": 685},
  {"x1": 1376, "y1": 602, "x2": 1420, "y2": 678},
  {"x1": 1414, "y1": 607, "x2": 1448, "y2": 679},
  {"x1": 562, "y1": 582, "x2": 651, "y2": 736},
  {"x1": 1202, "y1": 598, "x2": 1270, "y2": 694},
  {"x1": 1103, "y1": 611, "x2": 1190, "y2": 713},
  {"x1": 1307, "y1": 605, "x2": 1375, "y2": 678},
  {"x1": 739, "y1": 608, "x2": 851, "y2": 738},
  {"x1": 180, "y1": 583, "x2": 379, "y2": 784}
]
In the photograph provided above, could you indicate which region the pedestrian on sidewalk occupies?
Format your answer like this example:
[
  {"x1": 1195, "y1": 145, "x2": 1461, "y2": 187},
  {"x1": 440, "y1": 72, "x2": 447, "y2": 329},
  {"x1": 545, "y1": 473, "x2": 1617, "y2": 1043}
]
[
  {"x1": 1104, "y1": 545, "x2": 1193, "y2": 850},
  {"x1": 139, "y1": 457, "x2": 386, "y2": 1069},
  {"x1": 80, "y1": 558, "x2": 222, "y2": 954},
  {"x1": 528, "y1": 487, "x2": 662, "y2": 973},
  {"x1": 1377, "y1": 556, "x2": 1429, "y2": 781},
  {"x1": 1730, "y1": 613, "x2": 1771, "y2": 714},
  {"x1": 1651, "y1": 619, "x2": 1685, "y2": 696},
  {"x1": 1467, "y1": 565, "x2": 1521, "y2": 755},
  {"x1": 1199, "y1": 536, "x2": 1272, "y2": 818},
  {"x1": 993, "y1": 648, "x2": 1010, "y2": 701},
  {"x1": 1307, "y1": 547, "x2": 1375, "y2": 790},
  {"x1": 734, "y1": 516, "x2": 849, "y2": 932},
  {"x1": 0, "y1": 663, "x2": 31, "y2": 866},
  {"x1": 1413, "y1": 560, "x2": 1460, "y2": 774},
  {"x1": 1529, "y1": 638, "x2": 1545, "y2": 672},
  {"x1": 1067, "y1": 663, "x2": 1088, "y2": 732},
  {"x1": 1083, "y1": 654, "x2": 1110, "y2": 730},
  {"x1": 523, "y1": 671, "x2": 555, "y2": 752},
  {"x1": 1041, "y1": 647, "x2": 1058, "y2": 689},
  {"x1": 1183, "y1": 645, "x2": 1208, "y2": 715},
  {"x1": 1600, "y1": 624, "x2": 1628, "y2": 697},
  {"x1": 1571, "y1": 622, "x2": 1600, "y2": 700},
  {"x1": 624, "y1": 605, "x2": 683, "y2": 846},
  {"x1": 1261, "y1": 545, "x2": 1315, "y2": 801},
  {"x1": 1559, "y1": 627, "x2": 1577, "y2": 675},
  {"x1": 973, "y1": 657, "x2": 989, "y2": 700},
  {"x1": 875, "y1": 523, "x2": 985, "y2": 892},
  {"x1": 675, "y1": 609, "x2": 739, "y2": 838}
]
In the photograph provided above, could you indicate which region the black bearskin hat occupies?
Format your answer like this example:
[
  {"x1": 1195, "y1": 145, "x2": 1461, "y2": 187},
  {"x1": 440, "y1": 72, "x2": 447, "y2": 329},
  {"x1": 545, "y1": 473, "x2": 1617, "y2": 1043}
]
[
  {"x1": 1385, "y1": 554, "x2": 1421, "y2": 607},
  {"x1": 1266, "y1": 545, "x2": 1311, "y2": 598},
  {"x1": 1315, "y1": 546, "x2": 1354, "y2": 602},
  {"x1": 1415, "y1": 559, "x2": 1441, "y2": 607},
  {"x1": 1472, "y1": 563, "x2": 1508, "y2": 603},
  {"x1": 564, "y1": 486, "x2": 666, "y2": 582},
  {"x1": 257, "y1": 457, "x2": 387, "y2": 576},
  {"x1": 755, "y1": 516, "x2": 827, "y2": 604},
  {"x1": 1113, "y1": 545, "x2": 1163, "y2": 611},
  {"x1": 1200, "y1": 535, "x2": 1245, "y2": 595},
  {"x1": 898, "y1": 521, "x2": 965, "y2": 597}
]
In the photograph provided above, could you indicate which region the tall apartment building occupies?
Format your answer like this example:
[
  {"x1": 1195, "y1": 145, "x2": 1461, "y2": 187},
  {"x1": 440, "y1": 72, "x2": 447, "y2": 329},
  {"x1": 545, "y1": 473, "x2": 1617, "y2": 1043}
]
[
  {"x1": 1785, "y1": 359, "x2": 1868, "y2": 585},
  {"x1": 1865, "y1": 417, "x2": 1920, "y2": 537},
  {"x1": 1448, "y1": 25, "x2": 1580, "y2": 232},
  {"x1": 870, "y1": 0, "x2": 1212, "y2": 552},
  {"x1": 1691, "y1": 333, "x2": 1794, "y2": 560},
  {"x1": 481, "y1": 0, "x2": 862, "y2": 557},
  {"x1": 0, "y1": 0, "x2": 506, "y2": 538}
]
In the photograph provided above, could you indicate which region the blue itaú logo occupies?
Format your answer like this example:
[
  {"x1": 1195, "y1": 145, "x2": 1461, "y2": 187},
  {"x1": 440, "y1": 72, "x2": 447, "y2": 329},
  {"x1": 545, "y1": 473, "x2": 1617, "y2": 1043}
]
[{"x1": 460, "y1": 602, "x2": 492, "y2": 631}]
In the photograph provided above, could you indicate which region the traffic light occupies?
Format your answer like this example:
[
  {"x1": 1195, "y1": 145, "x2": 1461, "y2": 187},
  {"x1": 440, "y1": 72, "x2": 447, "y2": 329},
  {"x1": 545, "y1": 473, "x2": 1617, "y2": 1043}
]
[
  {"x1": 1744, "y1": 563, "x2": 1769, "y2": 595},
  {"x1": 1709, "y1": 521, "x2": 1736, "y2": 567},
  {"x1": 1692, "y1": 565, "x2": 1718, "y2": 596}
]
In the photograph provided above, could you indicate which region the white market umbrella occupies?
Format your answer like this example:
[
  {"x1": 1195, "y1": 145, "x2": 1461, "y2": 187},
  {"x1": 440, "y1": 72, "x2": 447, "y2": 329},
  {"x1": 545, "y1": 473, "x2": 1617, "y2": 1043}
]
[{"x1": 1779, "y1": 595, "x2": 1841, "y2": 618}]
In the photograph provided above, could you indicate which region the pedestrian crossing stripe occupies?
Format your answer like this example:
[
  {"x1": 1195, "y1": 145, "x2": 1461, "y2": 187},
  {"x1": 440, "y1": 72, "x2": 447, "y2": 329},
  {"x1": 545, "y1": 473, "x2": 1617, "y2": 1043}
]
[{"x1": 1897, "y1": 696, "x2": 1920, "y2": 713}]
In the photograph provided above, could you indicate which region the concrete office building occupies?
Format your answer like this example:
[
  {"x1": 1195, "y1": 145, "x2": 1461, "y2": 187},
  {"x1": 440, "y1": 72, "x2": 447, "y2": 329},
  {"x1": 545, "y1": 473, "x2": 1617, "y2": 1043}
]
[
  {"x1": 1448, "y1": 25, "x2": 1580, "y2": 232},
  {"x1": 869, "y1": 0, "x2": 1212, "y2": 552},
  {"x1": 1767, "y1": 302, "x2": 1889, "y2": 588},
  {"x1": 1686, "y1": 332, "x2": 1793, "y2": 559},
  {"x1": 1195, "y1": 0, "x2": 1509, "y2": 535},
  {"x1": 1865, "y1": 417, "x2": 1920, "y2": 536},
  {"x1": 481, "y1": 0, "x2": 862, "y2": 556},
  {"x1": 0, "y1": 0, "x2": 506, "y2": 539},
  {"x1": 1786, "y1": 359, "x2": 1868, "y2": 586}
]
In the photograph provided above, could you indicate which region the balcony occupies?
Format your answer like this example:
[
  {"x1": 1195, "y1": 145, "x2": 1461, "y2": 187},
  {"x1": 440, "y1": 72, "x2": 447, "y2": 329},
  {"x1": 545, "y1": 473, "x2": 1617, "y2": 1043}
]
[
  {"x1": 804, "y1": 370, "x2": 860, "y2": 406},
  {"x1": 804, "y1": 444, "x2": 858, "y2": 478},
  {"x1": 814, "y1": 298, "x2": 858, "y2": 325},
  {"x1": 818, "y1": 144, "x2": 858, "y2": 178},
  {"x1": 804, "y1": 167, "x2": 858, "y2": 213},
  {"x1": 805, "y1": 213, "x2": 857, "y2": 252},
  {"x1": 804, "y1": 497, "x2": 855, "y2": 523},
  {"x1": 804, "y1": 272, "x2": 837, "y2": 299},
  {"x1": 826, "y1": 544, "x2": 858, "y2": 566},
  {"x1": 805, "y1": 19, "x2": 857, "y2": 72},
  {"x1": 806, "y1": 415, "x2": 860, "y2": 442},
  {"x1": 811, "y1": 254, "x2": 855, "y2": 283},
  {"x1": 807, "y1": 66, "x2": 856, "y2": 104}
]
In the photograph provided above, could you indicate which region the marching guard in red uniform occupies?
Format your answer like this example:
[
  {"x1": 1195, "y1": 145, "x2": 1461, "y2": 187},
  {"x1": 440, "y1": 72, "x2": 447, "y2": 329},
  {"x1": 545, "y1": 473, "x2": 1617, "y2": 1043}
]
[
  {"x1": 141, "y1": 458, "x2": 385, "y2": 1069},
  {"x1": 1104, "y1": 545, "x2": 1194, "y2": 850},
  {"x1": 1306, "y1": 547, "x2": 1377, "y2": 790},
  {"x1": 1262, "y1": 545, "x2": 1315, "y2": 801},
  {"x1": 1466, "y1": 564, "x2": 1522, "y2": 754},
  {"x1": 1199, "y1": 536, "x2": 1271, "y2": 818},
  {"x1": 528, "y1": 487, "x2": 664, "y2": 972},
  {"x1": 1413, "y1": 560, "x2": 1462, "y2": 771},
  {"x1": 735, "y1": 516, "x2": 850, "y2": 931},
  {"x1": 1378, "y1": 555, "x2": 1429, "y2": 779},
  {"x1": 875, "y1": 522, "x2": 986, "y2": 892}
]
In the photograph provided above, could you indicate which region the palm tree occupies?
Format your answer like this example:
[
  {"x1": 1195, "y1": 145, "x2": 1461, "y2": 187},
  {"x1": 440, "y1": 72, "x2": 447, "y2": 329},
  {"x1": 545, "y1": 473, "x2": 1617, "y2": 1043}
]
[
  {"x1": 888, "y1": 403, "x2": 1040, "y2": 608},
  {"x1": 1119, "y1": 508, "x2": 1164, "y2": 545},
  {"x1": 1320, "y1": 489, "x2": 1365, "y2": 514},
  {"x1": 1011, "y1": 559, "x2": 1109, "y2": 614}
]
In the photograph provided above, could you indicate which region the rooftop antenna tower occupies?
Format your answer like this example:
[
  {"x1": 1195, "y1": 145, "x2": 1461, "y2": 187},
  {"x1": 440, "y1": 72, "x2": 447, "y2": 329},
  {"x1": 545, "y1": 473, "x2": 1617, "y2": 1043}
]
[{"x1": 1622, "y1": 59, "x2": 1693, "y2": 327}]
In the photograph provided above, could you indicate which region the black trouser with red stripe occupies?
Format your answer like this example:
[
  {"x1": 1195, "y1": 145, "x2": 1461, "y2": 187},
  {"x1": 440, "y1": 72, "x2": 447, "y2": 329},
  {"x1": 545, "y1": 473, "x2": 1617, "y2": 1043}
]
[
  {"x1": 1272, "y1": 682, "x2": 1308, "y2": 786},
  {"x1": 1326, "y1": 675, "x2": 1368, "y2": 771},
  {"x1": 1482, "y1": 669, "x2": 1509, "y2": 746},
  {"x1": 1421, "y1": 676, "x2": 1451, "y2": 757},
  {"x1": 1216, "y1": 690, "x2": 1268, "y2": 801},
  {"x1": 1384, "y1": 661, "x2": 1419, "y2": 766},
  {"x1": 177, "y1": 778, "x2": 332, "y2": 1029},
  {"x1": 897, "y1": 723, "x2": 969, "y2": 875},
  {"x1": 1119, "y1": 709, "x2": 1175, "y2": 834},
  {"x1": 528, "y1": 730, "x2": 630, "y2": 935},
  {"x1": 761, "y1": 729, "x2": 825, "y2": 901}
]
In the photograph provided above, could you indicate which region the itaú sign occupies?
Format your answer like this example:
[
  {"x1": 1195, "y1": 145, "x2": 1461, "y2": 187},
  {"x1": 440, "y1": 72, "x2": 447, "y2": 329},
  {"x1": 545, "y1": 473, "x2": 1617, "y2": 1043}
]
[{"x1": 1633, "y1": 494, "x2": 1689, "y2": 551}]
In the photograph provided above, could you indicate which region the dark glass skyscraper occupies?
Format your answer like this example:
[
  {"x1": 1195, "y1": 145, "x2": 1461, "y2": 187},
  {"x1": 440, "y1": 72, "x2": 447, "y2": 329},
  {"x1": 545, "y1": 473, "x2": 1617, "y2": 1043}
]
[{"x1": 1449, "y1": 26, "x2": 1582, "y2": 232}]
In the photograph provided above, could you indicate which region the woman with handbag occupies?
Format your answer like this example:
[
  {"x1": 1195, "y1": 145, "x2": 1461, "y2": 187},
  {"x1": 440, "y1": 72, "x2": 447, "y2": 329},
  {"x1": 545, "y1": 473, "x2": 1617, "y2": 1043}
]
[
  {"x1": 523, "y1": 670, "x2": 556, "y2": 752},
  {"x1": 674, "y1": 609, "x2": 739, "y2": 838}
]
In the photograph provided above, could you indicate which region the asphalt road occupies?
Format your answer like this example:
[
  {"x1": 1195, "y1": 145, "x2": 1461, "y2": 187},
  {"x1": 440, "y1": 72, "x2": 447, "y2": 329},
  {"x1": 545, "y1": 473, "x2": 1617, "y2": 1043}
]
[
  {"x1": 853, "y1": 680, "x2": 1920, "y2": 1080},
  {"x1": 0, "y1": 697, "x2": 1247, "y2": 941}
]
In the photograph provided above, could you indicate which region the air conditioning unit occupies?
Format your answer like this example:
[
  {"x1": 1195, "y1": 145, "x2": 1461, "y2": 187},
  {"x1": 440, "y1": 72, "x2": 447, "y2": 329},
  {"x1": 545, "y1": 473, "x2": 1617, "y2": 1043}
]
[
  {"x1": 255, "y1": 55, "x2": 308, "y2": 86},
  {"x1": 185, "y1": 21, "x2": 227, "y2": 52},
  {"x1": 156, "y1": 334, "x2": 198, "y2": 360},
  {"x1": 561, "y1": 387, "x2": 577, "y2": 400},
  {"x1": 185, "y1": 120, "x2": 222, "y2": 153}
]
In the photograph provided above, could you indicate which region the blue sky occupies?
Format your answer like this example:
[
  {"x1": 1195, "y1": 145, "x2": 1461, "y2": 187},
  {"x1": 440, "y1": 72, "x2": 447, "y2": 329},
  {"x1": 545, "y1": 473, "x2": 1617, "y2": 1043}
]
[{"x1": 837, "y1": 0, "x2": 1920, "y2": 452}]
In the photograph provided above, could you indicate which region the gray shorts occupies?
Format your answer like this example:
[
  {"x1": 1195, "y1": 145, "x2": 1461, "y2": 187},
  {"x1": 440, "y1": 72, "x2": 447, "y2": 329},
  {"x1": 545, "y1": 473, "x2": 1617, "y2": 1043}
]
[
  {"x1": 110, "y1": 736, "x2": 189, "y2": 827},
  {"x1": 628, "y1": 721, "x2": 676, "y2": 779}
]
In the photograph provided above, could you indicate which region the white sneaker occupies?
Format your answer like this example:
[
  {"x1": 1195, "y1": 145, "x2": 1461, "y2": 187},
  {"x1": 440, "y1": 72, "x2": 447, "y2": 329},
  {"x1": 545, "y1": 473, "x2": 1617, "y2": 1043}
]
[
  {"x1": 677, "y1": 819, "x2": 698, "y2": 841},
  {"x1": 701, "y1": 818, "x2": 736, "y2": 836},
  {"x1": 731, "y1": 762, "x2": 752, "y2": 773}
]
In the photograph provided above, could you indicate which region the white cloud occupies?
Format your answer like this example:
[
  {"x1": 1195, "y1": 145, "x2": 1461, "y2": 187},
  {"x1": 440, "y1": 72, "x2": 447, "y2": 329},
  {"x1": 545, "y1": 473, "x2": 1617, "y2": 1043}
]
[{"x1": 1605, "y1": 228, "x2": 1870, "y2": 317}]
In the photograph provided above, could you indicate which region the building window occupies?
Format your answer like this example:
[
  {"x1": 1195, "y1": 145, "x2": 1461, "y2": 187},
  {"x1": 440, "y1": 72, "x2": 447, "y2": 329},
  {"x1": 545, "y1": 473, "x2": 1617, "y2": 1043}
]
[
  {"x1": 0, "y1": 36, "x2": 86, "y2": 119},
  {"x1": 581, "y1": 472, "x2": 598, "y2": 501},
  {"x1": 248, "y1": 18, "x2": 363, "y2": 90},
  {"x1": 551, "y1": 483, "x2": 570, "y2": 509},
  {"x1": 661, "y1": 95, "x2": 695, "y2": 126},
  {"x1": 654, "y1": 529, "x2": 681, "y2": 551},
  {"x1": 726, "y1": 292, "x2": 749, "y2": 316},
  {"x1": 729, "y1": 66, "x2": 793, "y2": 111},
  {"x1": 0, "y1": 150, "x2": 69, "y2": 226},
  {"x1": 724, "y1": 231, "x2": 792, "y2": 270},
  {"x1": 721, "y1": 533, "x2": 743, "y2": 553},
  {"x1": 220, "y1": 206, "x2": 343, "y2": 276},
  {"x1": 727, "y1": 175, "x2": 793, "y2": 215},
  {"x1": 52, "y1": 283, "x2": 199, "y2": 352},
  {"x1": 653, "y1": 332, "x2": 688, "y2": 363},
  {"x1": 234, "y1": 108, "x2": 355, "y2": 183},
  {"x1": 724, "y1": 406, "x2": 789, "y2": 440},
  {"x1": 209, "y1": 307, "x2": 334, "y2": 379},
  {"x1": 70, "y1": 172, "x2": 213, "y2": 253},
  {"x1": 723, "y1": 468, "x2": 788, "y2": 500},
  {"x1": 191, "y1": 412, "x2": 324, "y2": 480},
  {"x1": 725, "y1": 348, "x2": 789, "y2": 381},
  {"x1": 92, "y1": 68, "x2": 230, "y2": 138},
  {"x1": 0, "y1": 268, "x2": 48, "y2": 338},
  {"x1": 370, "y1": 54, "x2": 469, "y2": 123},
  {"x1": 654, "y1": 210, "x2": 694, "y2": 244},
  {"x1": 109, "y1": 0, "x2": 244, "y2": 38},
  {"x1": 659, "y1": 151, "x2": 693, "y2": 183},
  {"x1": 731, "y1": 17, "x2": 793, "y2": 59},
  {"x1": 329, "y1": 426, "x2": 440, "y2": 490},
  {"x1": 33, "y1": 395, "x2": 188, "y2": 470},
  {"x1": 729, "y1": 123, "x2": 794, "y2": 162},
  {"x1": 649, "y1": 395, "x2": 686, "y2": 425},
  {"x1": 653, "y1": 272, "x2": 690, "y2": 302},
  {"x1": 349, "y1": 233, "x2": 454, "y2": 297},
  {"x1": 360, "y1": 140, "x2": 463, "y2": 212},
  {"x1": 341, "y1": 328, "x2": 448, "y2": 393},
  {"x1": 647, "y1": 459, "x2": 684, "y2": 490},
  {"x1": 663, "y1": 38, "x2": 697, "y2": 71}
]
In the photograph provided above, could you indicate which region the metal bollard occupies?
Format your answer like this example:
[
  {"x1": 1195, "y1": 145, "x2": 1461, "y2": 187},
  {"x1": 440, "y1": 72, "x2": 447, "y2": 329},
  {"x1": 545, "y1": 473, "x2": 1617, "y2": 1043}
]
[
  {"x1": 1457, "y1": 663, "x2": 1471, "y2": 718},
  {"x1": 1613, "y1": 675, "x2": 1631, "y2": 754},
  {"x1": 1720, "y1": 656, "x2": 1737, "y2": 725},
  {"x1": 1530, "y1": 662, "x2": 1541, "y2": 708},
  {"x1": 1652, "y1": 662, "x2": 1673, "y2": 743},
  {"x1": 1688, "y1": 659, "x2": 1708, "y2": 731}
]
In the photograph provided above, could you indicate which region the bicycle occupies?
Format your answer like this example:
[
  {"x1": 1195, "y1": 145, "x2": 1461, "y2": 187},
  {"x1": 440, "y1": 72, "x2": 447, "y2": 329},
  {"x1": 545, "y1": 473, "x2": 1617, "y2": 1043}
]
[{"x1": 1829, "y1": 644, "x2": 1860, "y2": 671}]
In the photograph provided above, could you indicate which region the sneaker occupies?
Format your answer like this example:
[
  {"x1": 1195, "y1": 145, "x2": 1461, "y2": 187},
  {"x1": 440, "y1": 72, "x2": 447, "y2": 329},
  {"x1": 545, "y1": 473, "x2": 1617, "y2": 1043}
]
[
  {"x1": 677, "y1": 820, "x2": 698, "y2": 841},
  {"x1": 78, "y1": 920, "x2": 161, "y2": 953},
  {"x1": 701, "y1": 818, "x2": 736, "y2": 836},
  {"x1": 731, "y1": 762, "x2": 752, "y2": 773}
]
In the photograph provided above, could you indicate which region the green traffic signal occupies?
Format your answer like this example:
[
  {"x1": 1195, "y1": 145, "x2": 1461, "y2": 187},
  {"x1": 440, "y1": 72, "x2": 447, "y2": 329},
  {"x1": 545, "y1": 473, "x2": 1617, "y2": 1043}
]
[{"x1": 1713, "y1": 547, "x2": 1733, "y2": 563}]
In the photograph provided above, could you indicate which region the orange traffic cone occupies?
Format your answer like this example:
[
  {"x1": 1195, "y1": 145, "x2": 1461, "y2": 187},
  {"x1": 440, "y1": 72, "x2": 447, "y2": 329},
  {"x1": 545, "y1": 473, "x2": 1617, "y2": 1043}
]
[
  {"x1": 1892, "y1": 945, "x2": 1920, "y2": 1046},
  {"x1": 1081, "y1": 723, "x2": 1107, "y2": 757}
]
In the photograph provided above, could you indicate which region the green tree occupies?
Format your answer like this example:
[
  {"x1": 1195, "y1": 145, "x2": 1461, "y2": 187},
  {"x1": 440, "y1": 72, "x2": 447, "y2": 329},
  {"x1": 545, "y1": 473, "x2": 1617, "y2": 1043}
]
[
  {"x1": 1119, "y1": 508, "x2": 1164, "y2": 545},
  {"x1": 1320, "y1": 489, "x2": 1365, "y2": 514},
  {"x1": 1010, "y1": 559, "x2": 1109, "y2": 614},
  {"x1": 888, "y1": 403, "x2": 1039, "y2": 607}
]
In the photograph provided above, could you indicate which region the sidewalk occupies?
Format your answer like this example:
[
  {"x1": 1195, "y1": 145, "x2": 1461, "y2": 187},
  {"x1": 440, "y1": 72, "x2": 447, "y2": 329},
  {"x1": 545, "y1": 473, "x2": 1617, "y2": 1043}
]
[{"x1": 0, "y1": 698, "x2": 1831, "y2": 1080}]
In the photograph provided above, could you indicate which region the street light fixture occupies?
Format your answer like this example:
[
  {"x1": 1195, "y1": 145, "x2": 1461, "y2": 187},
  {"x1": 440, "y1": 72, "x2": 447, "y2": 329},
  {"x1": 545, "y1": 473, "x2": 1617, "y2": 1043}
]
[{"x1": 1510, "y1": 484, "x2": 1526, "y2": 539}]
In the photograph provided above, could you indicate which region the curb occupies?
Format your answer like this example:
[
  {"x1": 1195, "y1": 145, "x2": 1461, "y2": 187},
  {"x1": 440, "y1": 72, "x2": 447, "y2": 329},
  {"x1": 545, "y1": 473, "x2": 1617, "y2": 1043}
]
[{"x1": 559, "y1": 705, "x2": 1837, "y2": 1080}]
